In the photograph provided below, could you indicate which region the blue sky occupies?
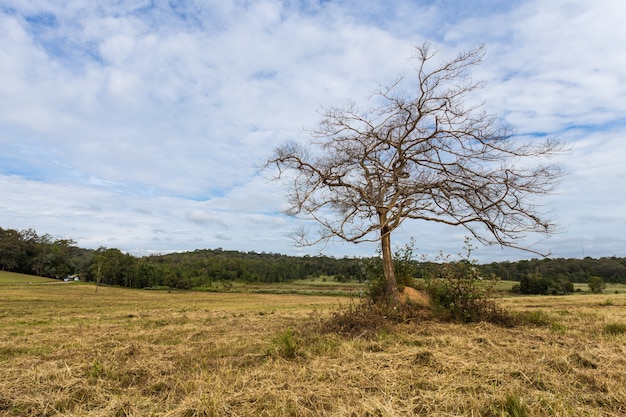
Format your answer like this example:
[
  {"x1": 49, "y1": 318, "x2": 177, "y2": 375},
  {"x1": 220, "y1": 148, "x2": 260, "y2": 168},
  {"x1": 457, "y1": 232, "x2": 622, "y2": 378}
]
[{"x1": 1, "y1": 0, "x2": 625, "y2": 262}]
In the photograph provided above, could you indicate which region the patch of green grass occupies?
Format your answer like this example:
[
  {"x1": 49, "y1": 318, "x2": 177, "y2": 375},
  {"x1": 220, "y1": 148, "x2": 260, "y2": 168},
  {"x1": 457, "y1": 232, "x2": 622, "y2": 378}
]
[
  {"x1": 519, "y1": 310, "x2": 553, "y2": 326},
  {"x1": 0, "y1": 271, "x2": 56, "y2": 285},
  {"x1": 268, "y1": 329, "x2": 299, "y2": 359},
  {"x1": 549, "y1": 322, "x2": 567, "y2": 334},
  {"x1": 192, "y1": 278, "x2": 365, "y2": 297},
  {"x1": 487, "y1": 393, "x2": 530, "y2": 417},
  {"x1": 604, "y1": 283, "x2": 626, "y2": 294},
  {"x1": 491, "y1": 280, "x2": 519, "y2": 293},
  {"x1": 602, "y1": 322, "x2": 626, "y2": 335},
  {"x1": 572, "y1": 282, "x2": 626, "y2": 294}
]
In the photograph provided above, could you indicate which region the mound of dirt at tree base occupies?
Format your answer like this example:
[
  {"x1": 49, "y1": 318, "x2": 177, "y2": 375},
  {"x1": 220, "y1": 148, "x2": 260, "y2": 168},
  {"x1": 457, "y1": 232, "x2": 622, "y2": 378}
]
[{"x1": 402, "y1": 286, "x2": 431, "y2": 307}]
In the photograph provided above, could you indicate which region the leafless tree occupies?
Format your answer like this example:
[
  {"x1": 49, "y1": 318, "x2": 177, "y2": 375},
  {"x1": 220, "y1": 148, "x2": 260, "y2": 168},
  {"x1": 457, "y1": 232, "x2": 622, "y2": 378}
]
[{"x1": 266, "y1": 44, "x2": 565, "y2": 304}]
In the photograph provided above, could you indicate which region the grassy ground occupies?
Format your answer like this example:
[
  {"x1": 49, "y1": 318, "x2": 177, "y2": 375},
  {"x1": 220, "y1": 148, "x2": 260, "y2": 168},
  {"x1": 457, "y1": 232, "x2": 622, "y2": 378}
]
[
  {"x1": 0, "y1": 271, "x2": 58, "y2": 285},
  {"x1": 198, "y1": 276, "x2": 365, "y2": 297},
  {"x1": 1, "y1": 284, "x2": 625, "y2": 416},
  {"x1": 198, "y1": 278, "x2": 626, "y2": 297}
]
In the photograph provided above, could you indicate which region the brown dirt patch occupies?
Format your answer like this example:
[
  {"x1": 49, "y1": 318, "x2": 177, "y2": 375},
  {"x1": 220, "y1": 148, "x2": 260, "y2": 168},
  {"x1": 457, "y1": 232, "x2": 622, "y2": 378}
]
[{"x1": 402, "y1": 286, "x2": 431, "y2": 307}]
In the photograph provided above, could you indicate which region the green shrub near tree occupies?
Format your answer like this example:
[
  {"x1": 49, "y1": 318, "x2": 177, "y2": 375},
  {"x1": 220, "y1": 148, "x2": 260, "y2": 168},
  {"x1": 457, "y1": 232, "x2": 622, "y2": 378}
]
[
  {"x1": 518, "y1": 273, "x2": 574, "y2": 295},
  {"x1": 365, "y1": 238, "x2": 513, "y2": 325},
  {"x1": 588, "y1": 276, "x2": 606, "y2": 294}
]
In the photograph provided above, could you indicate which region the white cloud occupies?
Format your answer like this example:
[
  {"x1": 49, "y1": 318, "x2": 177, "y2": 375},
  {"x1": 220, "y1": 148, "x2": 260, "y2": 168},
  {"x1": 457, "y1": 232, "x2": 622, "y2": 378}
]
[
  {"x1": 0, "y1": 0, "x2": 625, "y2": 261},
  {"x1": 476, "y1": 0, "x2": 626, "y2": 134}
]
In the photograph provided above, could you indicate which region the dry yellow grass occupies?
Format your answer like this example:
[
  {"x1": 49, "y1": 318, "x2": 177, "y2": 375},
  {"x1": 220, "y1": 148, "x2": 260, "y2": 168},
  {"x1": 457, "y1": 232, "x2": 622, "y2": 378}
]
[{"x1": 1, "y1": 284, "x2": 625, "y2": 416}]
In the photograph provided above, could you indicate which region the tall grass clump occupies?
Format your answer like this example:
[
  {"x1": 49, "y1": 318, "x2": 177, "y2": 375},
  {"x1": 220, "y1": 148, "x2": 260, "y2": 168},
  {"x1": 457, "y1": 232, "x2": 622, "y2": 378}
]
[
  {"x1": 268, "y1": 329, "x2": 300, "y2": 359},
  {"x1": 602, "y1": 322, "x2": 626, "y2": 335},
  {"x1": 487, "y1": 393, "x2": 530, "y2": 417},
  {"x1": 518, "y1": 310, "x2": 554, "y2": 327}
]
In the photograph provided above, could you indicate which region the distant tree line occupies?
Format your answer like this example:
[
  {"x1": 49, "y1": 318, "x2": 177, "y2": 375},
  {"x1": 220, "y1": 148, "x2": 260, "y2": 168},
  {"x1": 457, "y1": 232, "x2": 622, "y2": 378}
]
[
  {"x1": 2, "y1": 226, "x2": 625, "y2": 290},
  {"x1": 478, "y1": 257, "x2": 626, "y2": 295},
  {"x1": 0, "y1": 227, "x2": 365, "y2": 289},
  {"x1": 480, "y1": 257, "x2": 626, "y2": 284}
]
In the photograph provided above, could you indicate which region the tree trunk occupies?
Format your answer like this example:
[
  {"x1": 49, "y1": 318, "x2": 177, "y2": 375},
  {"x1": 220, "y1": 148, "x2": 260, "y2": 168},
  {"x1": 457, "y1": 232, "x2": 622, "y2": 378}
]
[{"x1": 380, "y1": 219, "x2": 401, "y2": 305}]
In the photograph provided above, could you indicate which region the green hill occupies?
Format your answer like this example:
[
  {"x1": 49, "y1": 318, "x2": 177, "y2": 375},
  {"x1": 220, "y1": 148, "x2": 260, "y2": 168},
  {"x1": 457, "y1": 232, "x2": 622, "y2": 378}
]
[{"x1": 0, "y1": 271, "x2": 58, "y2": 285}]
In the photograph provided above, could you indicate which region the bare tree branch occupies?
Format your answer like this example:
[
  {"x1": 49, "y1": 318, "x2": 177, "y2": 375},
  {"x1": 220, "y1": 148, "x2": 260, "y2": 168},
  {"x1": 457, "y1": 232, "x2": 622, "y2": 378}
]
[{"x1": 264, "y1": 44, "x2": 566, "y2": 302}]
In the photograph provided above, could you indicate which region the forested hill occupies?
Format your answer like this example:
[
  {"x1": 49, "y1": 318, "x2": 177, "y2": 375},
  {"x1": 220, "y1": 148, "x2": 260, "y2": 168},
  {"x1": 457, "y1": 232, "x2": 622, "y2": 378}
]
[
  {"x1": 0, "y1": 227, "x2": 364, "y2": 288},
  {"x1": 1, "y1": 226, "x2": 625, "y2": 288},
  {"x1": 144, "y1": 248, "x2": 366, "y2": 285},
  {"x1": 479, "y1": 257, "x2": 626, "y2": 284}
]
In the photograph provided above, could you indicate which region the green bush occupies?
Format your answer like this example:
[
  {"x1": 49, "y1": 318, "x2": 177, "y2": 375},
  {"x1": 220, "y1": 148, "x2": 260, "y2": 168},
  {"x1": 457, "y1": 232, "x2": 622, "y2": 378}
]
[
  {"x1": 363, "y1": 237, "x2": 515, "y2": 325},
  {"x1": 423, "y1": 239, "x2": 514, "y2": 325},
  {"x1": 519, "y1": 274, "x2": 573, "y2": 295},
  {"x1": 588, "y1": 276, "x2": 606, "y2": 294}
]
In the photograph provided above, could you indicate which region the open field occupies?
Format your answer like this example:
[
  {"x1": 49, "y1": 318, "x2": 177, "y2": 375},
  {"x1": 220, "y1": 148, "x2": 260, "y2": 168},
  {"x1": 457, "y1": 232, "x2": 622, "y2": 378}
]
[
  {"x1": 197, "y1": 276, "x2": 365, "y2": 297},
  {"x1": 1, "y1": 284, "x2": 625, "y2": 416},
  {"x1": 0, "y1": 271, "x2": 58, "y2": 285}
]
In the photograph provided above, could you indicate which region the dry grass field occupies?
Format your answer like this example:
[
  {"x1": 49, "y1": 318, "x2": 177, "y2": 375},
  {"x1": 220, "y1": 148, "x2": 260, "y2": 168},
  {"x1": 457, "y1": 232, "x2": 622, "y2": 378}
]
[{"x1": 1, "y1": 282, "x2": 625, "y2": 416}]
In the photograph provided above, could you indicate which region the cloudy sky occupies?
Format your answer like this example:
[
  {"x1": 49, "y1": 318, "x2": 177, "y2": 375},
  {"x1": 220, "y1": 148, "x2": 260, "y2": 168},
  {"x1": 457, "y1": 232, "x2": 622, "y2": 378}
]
[{"x1": 1, "y1": 0, "x2": 625, "y2": 262}]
